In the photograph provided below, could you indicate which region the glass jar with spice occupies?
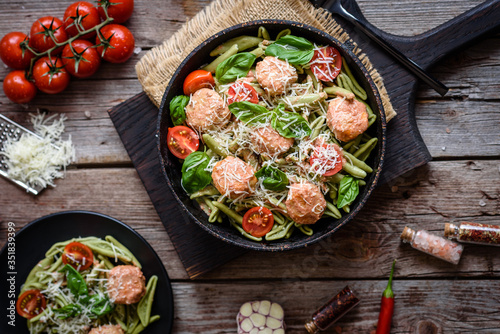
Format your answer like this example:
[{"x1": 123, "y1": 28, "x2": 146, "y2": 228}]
[
  {"x1": 304, "y1": 285, "x2": 360, "y2": 333},
  {"x1": 445, "y1": 222, "x2": 500, "y2": 246},
  {"x1": 400, "y1": 226, "x2": 463, "y2": 265}
]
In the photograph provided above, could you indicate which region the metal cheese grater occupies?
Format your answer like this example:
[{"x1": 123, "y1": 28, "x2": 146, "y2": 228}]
[{"x1": 0, "y1": 114, "x2": 45, "y2": 195}]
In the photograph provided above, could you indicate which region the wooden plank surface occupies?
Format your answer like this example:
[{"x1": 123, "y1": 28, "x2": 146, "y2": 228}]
[{"x1": 0, "y1": 0, "x2": 499, "y2": 333}]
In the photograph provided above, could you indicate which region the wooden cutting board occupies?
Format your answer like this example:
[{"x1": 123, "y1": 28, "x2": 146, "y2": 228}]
[{"x1": 108, "y1": 0, "x2": 500, "y2": 278}]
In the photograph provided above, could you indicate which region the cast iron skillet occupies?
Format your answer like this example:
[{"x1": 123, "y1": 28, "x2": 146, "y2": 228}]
[{"x1": 157, "y1": 20, "x2": 386, "y2": 251}]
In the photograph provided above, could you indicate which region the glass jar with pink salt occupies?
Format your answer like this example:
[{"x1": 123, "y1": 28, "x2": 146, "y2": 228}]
[{"x1": 400, "y1": 226, "x2": 463, "y2": 265}]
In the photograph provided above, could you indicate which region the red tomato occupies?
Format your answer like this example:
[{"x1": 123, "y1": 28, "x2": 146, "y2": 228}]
[
  {"x1": 32, "y1": 57, "x2": 70, "y2": 94},
  {"x1": 183, "y1": 70, "x2": 215, "y2": 96},
  {"x1": 3, "y1": 70, "x2": 37, "y2": 104},
  {"x1": 98, "y1": 0, "x2": 134, "y2": 24},
  {"x1": 227, "y1": 82, "x2": 259, "y2": 104},
  {"x1": 310, "y1": 143, "x2": 343, "y2": 176},
  {"x1": 62, "y1": 241, "x2": 94, "y2": 271},
  {"x1": 29, "y1": 16, "x2": 68, "y2": 55},
  {"x1": 0, "y1": 32, "x2": 35, "y2": 69},
  {"x1": 16, "y1": 289, "x2": 46, "y2": 319},
  {"x1": 96, "y1": 24, "x2": 135, "y2": 63},
  {"x1": 309, "y1": 46, "x2": 342, "y2": 82},
  {"x1": 63, "y1": 1, "x2": 101, "y2": 39},
  {"x1": 167, "y1": 126, "x2": 200, "y2": 159},
  {"x1": 62, "y1": 40, "x2": 101, "y2": 78},
  {"x1": 242, "y1": 207, "x2": 274, "y2": 237}
]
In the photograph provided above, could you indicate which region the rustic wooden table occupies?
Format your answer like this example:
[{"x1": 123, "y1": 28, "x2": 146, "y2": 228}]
[{"x1": 1, "y1": 0, "x2": 499, "y2": 333}]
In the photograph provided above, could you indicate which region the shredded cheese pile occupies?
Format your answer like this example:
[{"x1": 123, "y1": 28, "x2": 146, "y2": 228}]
[{"x1": 1, "y1": 113, "x2": 75, "y2": 189}]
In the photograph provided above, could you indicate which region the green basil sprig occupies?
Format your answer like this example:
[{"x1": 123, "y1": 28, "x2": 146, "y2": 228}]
[
  {"x1": 181, "y1": 151, "x2": 212, "y2": 193},
  {"x1": 271, "y1": 103, "x2": 311, "y2": 139},
  {"x1": 169, "y1": 95, "x2": 189, "y2": 126},
  {"x1": 228, "y1": 101, "x2": 270, "y2": 125},
  {"x1": 55, "y1": 264, "x2": 114, "y2": 320},
  {"x1": 255, "y1": 166, "x2": 289, "y2": 191},
  {"x1": 215, "y1": 52, "x2": 257, "y2": 84},
  {"x1": 337, "y1": 175, "x2": 360, "y2": 209},
  {"x1": 229, "y1": 102, "x2": 311, "y2": 139},
  {"x1": 264, "y1": 35, "x2": 314, "y2": 65}
]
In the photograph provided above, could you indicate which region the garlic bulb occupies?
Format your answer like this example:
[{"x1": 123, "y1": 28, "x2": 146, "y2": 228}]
[{"x1": 237, "y1": 300, "x2": 286, "y2": 334}]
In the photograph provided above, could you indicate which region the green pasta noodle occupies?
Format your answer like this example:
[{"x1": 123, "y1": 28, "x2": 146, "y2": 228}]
[
  {"x1": 106, "y1": 235, "x2": 142, "y2": 268},
  {"x1": 258, "y1": 26, "x2": 270, "y2": 40},
  {"x1": 138, "y1": 275, "x2": 158, "y2": 327},
  {"x1": 203, "y1": 44, "x2": 239, "y2": 73},
  {"x1": 341, "y1": 58, "x2": 367, "y2": 100},
  {"x1": 276, "y1": 28, "x2": 291, "y2": 39}
]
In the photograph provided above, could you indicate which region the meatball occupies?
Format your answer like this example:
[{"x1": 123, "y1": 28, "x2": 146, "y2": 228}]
[
  {"x1": 255, "y1": 56, "x2": 297, "y2": 96},
  {"x1": 88, "y1": 325, "x2": 124, "y2": 334},
  {"x1": 285, "y1": 181, "x2": 326, "y2": 225},
  {"x1": 107, "y1": 265, "x2": 146, "y2": 304},
  {"x1": 326, "y1": 97, "x2": 369, "y2": 142},
  {"x1": 185, "y1": 88, "x2": 231, "y2": 132},
  {"x1": 212, "y1": 156, "x2": 257, "y2": 200},
  {"x1": 249, "y1": 125, "x2": 294, "y2": 157}
]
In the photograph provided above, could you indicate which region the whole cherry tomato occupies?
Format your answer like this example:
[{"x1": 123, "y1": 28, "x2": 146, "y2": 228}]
[
  {"x1": 167, "y1": 125, "x2": 200, "y2": 159},
  {"x1": 98, "y1": 0, "x2": 134, "y2": 24},
  {"x1": 32, "y1": 57, "x2": 70, "y2": 94},
  {"x1": 0, "y1": 32, "x2": 35, "y2": 69},
  {"x1": 309, "y1": 46, "x2": 342, "y2": 82},
  {"x1": 242, "y1": 207, "x2": 274, "y2": 237},
  {"x1": 16, "y1": 289, "x2": 46, "y2": 319},
  {"x1": 96, "y1": 24, "x2": 135, "y2": 63},
  {"x1": 3, "y1": 70, "x2": 37, "y2": 104},
  {"x1": 62, "y1": 40, "x2": 101, "y2": 78},
  {"x1": 183, "y1": 70, "x2": 215, "y2": 96},
  {"x1": 63, "y1": 1, "x2": 101, "y2": 39},
  {"x1": 29, "y1": 16, "x2": 68, "y2": 55}
]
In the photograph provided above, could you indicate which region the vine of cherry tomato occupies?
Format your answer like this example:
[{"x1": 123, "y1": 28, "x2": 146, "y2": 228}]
[{"x1": 0, "y1": 0, "x2": 135, "y2": 104}]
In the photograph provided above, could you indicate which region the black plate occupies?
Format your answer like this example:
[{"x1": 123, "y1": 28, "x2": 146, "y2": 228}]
[
  {"x1": 0, "y1": 211, "x2": 174, "y2": 334},
  {"x1": 157, "y1": 20, "x2": 386, "y2": 251}
]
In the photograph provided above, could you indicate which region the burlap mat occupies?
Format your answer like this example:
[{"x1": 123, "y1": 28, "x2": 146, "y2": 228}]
[{"x1": 135, "y1": 0, "x2": 396, "y2": 121}]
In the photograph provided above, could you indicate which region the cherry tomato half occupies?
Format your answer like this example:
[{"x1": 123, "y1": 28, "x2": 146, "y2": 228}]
[
  {"x1": 167, "y1": 126, "x2": 200, "y2": 159},
  {"x1": 0, "y1": 32, "x2": 35, "y2": 69},
  {"x1": 96, "y1": 24, "x2": 135, "y2": 63},
  {"x1": 16, "y1": 289, "x2": 46, "y2": 319},
  {"x1": 62, "y1": 241, "x2": 94, "y2": 271},
  {"x1": 309, "y1": 46, "x2": 342, "y2": 82},
  {"x1": 32, "y1": 57, "x2": 70, "y2": 94},
  {"x1": 227, "y1": 82, "x2": 259, "y2": 105},
  {"x1": 98, "y1": 0, "x2": 134, "y2": 24},
  {"x1": 310, "y1": 144, "x2": 343, "y2": 176},
  {"x1": 63, "y1": 1, "x2": 101, "y2": 39},
  {"x1": 29, "y1": 16, "x2": 68, "y2": 55},
  {"x1": 183, "y1": 70, "x2": 214, "y2": 96},
  {"x1": 62, "y1": 40, "x2": 101, "y2": 78},
  {"x1": 3, "y1": 70, "x2": 37, "y2": 104},
  {"x1": 242, "y1": 207, "x2": 274, "y2": 237}
]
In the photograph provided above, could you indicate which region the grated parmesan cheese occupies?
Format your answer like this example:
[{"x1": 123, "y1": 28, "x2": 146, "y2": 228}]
[{"x1": 0, "y1": 113, "x2": 75, "y2": 190}]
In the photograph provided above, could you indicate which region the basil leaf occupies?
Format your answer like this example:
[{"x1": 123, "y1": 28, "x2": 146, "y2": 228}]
[
  {"x1": 215, "y1": 52, "x2": 256, "y2": 84},
  {"x1": 229, "y1": 101, "x2": 271, "y2": 125},
  {"x1": 181, "y1": 151, "x2": 212, "y2": 193},
  {"x1": 87, "y1": 294, "x2": 114, "y2": 318},
  {"x1": 337, "y1": 176, "x2": 359, "y2": 209},
  {"x1": 54, "y1": 304, "x2": 82, "y2": 319},
  {"x1": 60, "y1": 264, "x2": 88, "y2": 297},
  {"x1": 255, "y1": 166, "x2": 289, "y2": 191},
  {"x1": 169, "y1": 95, "x2": 189, "y2": 126},
  {"x1": 271, "y1": 104, "x2": 311, "y2": 139},
  {"x1": 264, "y1": 35, "x2": 314, "y2": 65}
]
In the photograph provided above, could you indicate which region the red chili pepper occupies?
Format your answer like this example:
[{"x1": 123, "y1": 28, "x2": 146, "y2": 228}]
[{"x1": 376, "y1": 259, "x2": 396, "y2": 334}]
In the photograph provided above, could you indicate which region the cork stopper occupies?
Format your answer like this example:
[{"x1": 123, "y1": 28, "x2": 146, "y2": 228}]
[
  {"x1": 444, "y1": 223, "x2": 457, "y2": 239},
  {"x1": 305, "y1": 320, "x2": 319, "y2": 334},
  {"x1": 400, "y1": 226, "x2": 415, "y2": 243}
]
